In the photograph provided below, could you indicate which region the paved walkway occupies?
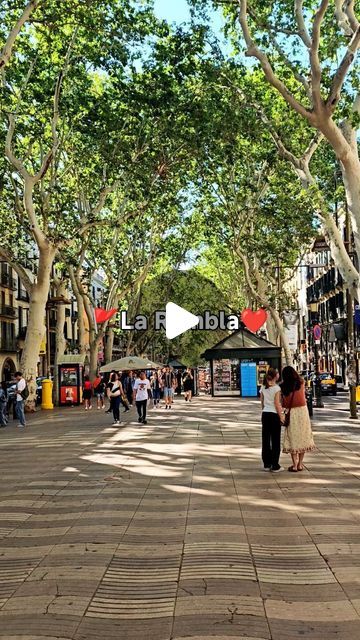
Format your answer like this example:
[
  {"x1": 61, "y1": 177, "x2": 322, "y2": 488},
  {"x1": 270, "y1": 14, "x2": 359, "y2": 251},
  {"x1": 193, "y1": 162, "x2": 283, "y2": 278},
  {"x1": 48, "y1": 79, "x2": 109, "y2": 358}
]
[{"x1": 0, "y1": 396, "x2": 360, "y2": 639}]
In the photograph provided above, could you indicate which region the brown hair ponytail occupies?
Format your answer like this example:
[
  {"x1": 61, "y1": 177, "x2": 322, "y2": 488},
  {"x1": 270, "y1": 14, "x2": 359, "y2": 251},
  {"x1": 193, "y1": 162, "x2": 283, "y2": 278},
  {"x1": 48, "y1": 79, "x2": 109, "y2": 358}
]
[{"x1": 263, "y1": 368, "x2": 278, "y2": 389}]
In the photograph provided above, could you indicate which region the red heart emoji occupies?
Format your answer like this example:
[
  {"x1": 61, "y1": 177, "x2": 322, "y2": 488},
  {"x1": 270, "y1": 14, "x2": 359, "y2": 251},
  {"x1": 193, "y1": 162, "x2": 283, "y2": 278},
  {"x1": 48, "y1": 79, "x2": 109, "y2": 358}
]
[
  {"x1": 241, "y1": 308, "x2": 268, "y2": 333},
  {"x1": 94, "y1": 308, "x2": 117, "y2": 324}
]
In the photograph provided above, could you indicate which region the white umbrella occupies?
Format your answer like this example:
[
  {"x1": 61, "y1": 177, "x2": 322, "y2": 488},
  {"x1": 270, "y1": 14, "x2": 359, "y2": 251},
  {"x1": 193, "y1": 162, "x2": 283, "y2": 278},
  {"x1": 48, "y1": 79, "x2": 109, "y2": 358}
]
[{"x1": 100, "y1": 356, "x2": 163, "y2": 373}]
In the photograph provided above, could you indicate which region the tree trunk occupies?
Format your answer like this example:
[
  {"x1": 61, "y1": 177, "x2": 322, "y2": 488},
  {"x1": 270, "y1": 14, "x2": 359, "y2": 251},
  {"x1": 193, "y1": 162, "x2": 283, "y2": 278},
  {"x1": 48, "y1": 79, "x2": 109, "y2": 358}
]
[
  {"x1": 52, "y1": 280, "x2": 68, "y2": 405},
  {"x1": 105, "y1": 327, "x2": 115, "y2": 363},
  {"x1": 21, "y1": 245, "x2": 57, "y2": 410},
  {"x1": 76, "y1": 295, "x2": 87, "y2": 355},
  {"x1": 266, "y1": 315, "x2": 278, "y2": 345},
  {"x1": 89, "y1": 337, "x2": 100, "y2": 380},
  {"x1": 268, "y1": 307, "x2": 292, "y2": 366}
]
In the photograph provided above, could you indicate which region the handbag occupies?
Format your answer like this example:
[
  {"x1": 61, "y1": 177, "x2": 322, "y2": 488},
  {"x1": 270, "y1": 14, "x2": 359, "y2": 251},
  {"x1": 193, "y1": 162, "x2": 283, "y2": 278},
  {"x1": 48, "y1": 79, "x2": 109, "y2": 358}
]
[
  {"x1": 111, "y1": 384, "x2": 121, "y2": 398},
  {"x1": 283, "y1": 390, "x2": 295, "y2": 427}
]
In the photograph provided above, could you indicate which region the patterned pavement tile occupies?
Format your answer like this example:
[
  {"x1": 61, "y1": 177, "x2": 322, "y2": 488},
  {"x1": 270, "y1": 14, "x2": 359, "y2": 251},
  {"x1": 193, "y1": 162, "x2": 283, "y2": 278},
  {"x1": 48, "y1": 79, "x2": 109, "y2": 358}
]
[{"x1": 0, "y1": 397, "x2": 359, "y2": 639}]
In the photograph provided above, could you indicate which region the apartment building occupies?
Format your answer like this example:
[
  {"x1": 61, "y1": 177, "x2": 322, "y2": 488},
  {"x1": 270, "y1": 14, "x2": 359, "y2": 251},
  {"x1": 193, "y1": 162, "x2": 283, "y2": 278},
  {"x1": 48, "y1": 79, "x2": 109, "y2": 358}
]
[{"x1": 0, "y1": 259, "x2": 112, "y2": 380}]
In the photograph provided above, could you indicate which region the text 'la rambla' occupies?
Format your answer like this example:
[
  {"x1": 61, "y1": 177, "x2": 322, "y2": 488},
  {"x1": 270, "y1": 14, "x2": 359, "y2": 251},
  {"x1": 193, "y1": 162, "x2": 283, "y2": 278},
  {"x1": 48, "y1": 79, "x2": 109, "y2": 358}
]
[{"x1": 119, "y1": 310, "x2": 242, "y2": 332}]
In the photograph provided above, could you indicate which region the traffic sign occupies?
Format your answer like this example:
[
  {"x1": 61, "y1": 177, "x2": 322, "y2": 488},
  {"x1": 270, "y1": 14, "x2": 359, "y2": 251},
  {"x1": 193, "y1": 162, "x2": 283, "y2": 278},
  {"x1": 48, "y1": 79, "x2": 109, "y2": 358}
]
[{"x1": 313, "y1": 324, "x2": 322, "y2": 341}]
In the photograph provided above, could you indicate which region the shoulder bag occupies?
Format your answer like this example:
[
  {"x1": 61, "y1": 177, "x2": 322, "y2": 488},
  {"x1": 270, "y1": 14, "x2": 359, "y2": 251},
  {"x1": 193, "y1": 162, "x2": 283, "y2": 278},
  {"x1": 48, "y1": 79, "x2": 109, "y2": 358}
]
[{"x1": 283, "y1": 390, "x2": 295, "y2": 428}]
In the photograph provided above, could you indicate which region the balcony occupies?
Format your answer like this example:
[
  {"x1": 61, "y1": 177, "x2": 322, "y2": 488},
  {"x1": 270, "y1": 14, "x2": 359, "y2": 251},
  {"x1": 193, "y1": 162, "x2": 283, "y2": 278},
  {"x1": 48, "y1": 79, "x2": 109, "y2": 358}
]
[
  {"x1": 0, "y1": 304, "x2": 17, "y2": 319},
  {"x1": 0, "y1": 337, "x2": 17, "y2": 352},
  {"x1": 0, "y1": 272, "x2": 17, "y2": 290}
]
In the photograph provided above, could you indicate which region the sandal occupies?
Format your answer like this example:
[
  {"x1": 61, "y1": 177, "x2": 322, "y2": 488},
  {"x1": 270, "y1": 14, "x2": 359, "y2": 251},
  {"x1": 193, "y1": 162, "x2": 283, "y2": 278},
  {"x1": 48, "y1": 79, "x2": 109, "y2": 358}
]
[
  {"x1": 288, "y1": 466, "x2": 298, "y2": 472},
  {"x1": 297, "y1": 467, "x2": 304, "y2": 472}
]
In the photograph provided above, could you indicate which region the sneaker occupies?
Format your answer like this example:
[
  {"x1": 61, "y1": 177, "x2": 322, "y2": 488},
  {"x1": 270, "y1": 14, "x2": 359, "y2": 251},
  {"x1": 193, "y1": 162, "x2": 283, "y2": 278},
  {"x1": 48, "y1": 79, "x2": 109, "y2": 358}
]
[
  {"x1": 98, "y1": 407, "x2": 101, "y2": 410},
  {"x1": 89, "y1": 406, "x2": 92, "y2": 410},
  {"x1": 272, "y1": 467, "x2": 284, "y2": 473},
  {"x1": 263, "y1": 467, "x2": 271, "y2": 472},
  {"x1": 17, "y1": 424, "x2": 25, "y2": 428},
  {"x1": 85, "y1": 407, "x2": 88, "y2": 411},
  {"x1": 112, "y1": 421, "x2": 120, "y2": 426}
]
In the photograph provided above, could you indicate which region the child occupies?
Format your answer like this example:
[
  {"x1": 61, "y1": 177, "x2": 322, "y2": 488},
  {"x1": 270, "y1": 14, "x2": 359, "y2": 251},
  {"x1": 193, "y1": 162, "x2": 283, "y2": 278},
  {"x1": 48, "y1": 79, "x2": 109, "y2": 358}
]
[{"x1": 260, "y1": 368, "x2": 284, "y2": 472}]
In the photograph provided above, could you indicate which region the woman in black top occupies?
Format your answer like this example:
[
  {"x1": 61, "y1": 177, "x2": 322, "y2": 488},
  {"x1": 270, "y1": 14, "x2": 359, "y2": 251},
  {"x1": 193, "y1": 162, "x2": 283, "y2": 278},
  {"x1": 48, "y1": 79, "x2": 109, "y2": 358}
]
[{"x1": 182, "y1": 368, "x2": 193, "y2": 402}]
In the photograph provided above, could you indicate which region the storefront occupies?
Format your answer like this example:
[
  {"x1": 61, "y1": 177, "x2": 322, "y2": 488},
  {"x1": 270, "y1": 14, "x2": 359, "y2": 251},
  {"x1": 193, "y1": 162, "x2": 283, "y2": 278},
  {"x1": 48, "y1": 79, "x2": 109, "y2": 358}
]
[{"x1": 202, "y1": 329, "x2": 281, "y2": 397}]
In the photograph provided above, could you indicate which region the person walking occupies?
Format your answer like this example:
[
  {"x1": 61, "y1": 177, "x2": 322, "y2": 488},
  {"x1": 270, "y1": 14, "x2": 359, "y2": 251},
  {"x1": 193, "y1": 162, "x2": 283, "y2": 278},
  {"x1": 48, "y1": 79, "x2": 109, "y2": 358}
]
[
  {"x1": 126, "y1": 371, "x2": 135, "y2": 406},
  {"x1": 105, "y1": 371, "x2": 116, "y2": 414},
  {"x1": 0, "y1": 382, "x2": 8, "y2": 427},
  {"x1": 133, "y1": 371, "x2": 150, "y2": 424},
  {"x1": 260, "y1": 368, "x2": 284, "y2": 472},
  {"x1": 93, "y1": 373, "x2": 105, "y2": 409},
  {"x1": 109, "y1": 372, "x2": 123, "y2": 426},
  {"x1": 151, "y1": 370, "x2": 161, "y2": 408},
  {"x1": 280, "y1": 366, "x2": 315, "y2": 472},
  {"x1": 182, "y1": 368, "x2": 194, "y2": 402},
  {"x1": 14, "y1": 372, "x2": 27, "y2": 429},
  {"x1": 83, "y1": 375, "x2": 93, "y2": 410},
  {"x1": 162, "y1": 366, "x2": 175, "y2": 409}
]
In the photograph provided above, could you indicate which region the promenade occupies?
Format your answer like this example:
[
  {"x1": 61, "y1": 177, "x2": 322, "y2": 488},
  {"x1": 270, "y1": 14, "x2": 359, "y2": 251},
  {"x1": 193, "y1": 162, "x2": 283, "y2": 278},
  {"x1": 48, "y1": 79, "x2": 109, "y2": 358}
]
[{"x1": 0, "y1": 396, "x2": 360, "y2": 639}]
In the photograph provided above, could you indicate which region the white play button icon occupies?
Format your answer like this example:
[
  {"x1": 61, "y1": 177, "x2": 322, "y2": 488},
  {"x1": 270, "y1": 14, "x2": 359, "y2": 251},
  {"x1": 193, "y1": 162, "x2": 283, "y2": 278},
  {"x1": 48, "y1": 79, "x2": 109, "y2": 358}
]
[{"x1": 165, "y1": 302, "x2": 199, "y2": 339}]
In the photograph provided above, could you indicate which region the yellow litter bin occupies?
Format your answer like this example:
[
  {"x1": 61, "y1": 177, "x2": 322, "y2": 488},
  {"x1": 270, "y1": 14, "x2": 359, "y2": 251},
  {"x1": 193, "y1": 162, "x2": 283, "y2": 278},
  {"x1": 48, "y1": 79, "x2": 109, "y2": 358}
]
[
  {"x1": 356, "y1": 385, "x2": 360, "y2": 404},
  {"x1": 41, "y1": 379, "x2": 54, "y2": 410}
]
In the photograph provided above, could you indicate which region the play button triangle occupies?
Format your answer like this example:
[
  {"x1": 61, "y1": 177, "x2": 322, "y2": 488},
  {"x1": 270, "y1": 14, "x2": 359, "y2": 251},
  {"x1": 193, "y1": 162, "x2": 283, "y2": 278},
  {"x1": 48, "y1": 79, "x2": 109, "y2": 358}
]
[{"x1": 165, "y1": 302, "x2": 199, "y2": 340}]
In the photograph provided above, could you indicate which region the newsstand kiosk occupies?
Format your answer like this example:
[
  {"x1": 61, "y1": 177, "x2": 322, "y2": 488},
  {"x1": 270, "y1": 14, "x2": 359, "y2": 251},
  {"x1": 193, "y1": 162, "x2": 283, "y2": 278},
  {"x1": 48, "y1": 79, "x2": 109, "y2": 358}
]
[{"x1": 58, "y1": 355, "x2": 86, "y2": 406}]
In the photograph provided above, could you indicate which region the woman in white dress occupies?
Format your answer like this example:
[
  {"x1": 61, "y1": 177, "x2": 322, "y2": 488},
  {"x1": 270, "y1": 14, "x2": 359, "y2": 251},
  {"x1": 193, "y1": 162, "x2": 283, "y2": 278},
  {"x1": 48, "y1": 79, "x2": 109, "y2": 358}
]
[{"x1": 280, "y1": 366, "x2": 315, "y2": 472}]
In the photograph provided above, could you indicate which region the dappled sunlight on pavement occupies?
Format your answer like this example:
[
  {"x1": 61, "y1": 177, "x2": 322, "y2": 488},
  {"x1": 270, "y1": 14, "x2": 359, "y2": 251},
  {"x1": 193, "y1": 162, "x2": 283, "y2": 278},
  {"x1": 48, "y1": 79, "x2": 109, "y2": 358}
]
[{"x1": 0, "y1": 395, "x2": 359, "y2": 639}]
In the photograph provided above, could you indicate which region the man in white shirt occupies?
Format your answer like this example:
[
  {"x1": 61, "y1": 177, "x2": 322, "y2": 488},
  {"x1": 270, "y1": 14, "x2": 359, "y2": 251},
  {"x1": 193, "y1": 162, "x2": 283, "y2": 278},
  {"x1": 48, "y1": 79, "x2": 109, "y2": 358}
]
[
  {"x1": 133, "y1": 371, "x2": 150, "y2": 425},
  {"x1": 15, "y1": 371, "x2": 26, "y2": 428}
]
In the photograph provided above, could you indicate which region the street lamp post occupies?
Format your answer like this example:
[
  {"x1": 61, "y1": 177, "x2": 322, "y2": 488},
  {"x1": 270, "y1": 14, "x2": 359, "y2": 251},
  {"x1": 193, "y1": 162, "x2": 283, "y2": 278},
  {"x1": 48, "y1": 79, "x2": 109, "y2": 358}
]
[
  {"x1": 313, "y1": 339, "x2": 324, "y2": 408},
  {"x1": 308, "y1": 299, "x2": 324, "y2": 409}
]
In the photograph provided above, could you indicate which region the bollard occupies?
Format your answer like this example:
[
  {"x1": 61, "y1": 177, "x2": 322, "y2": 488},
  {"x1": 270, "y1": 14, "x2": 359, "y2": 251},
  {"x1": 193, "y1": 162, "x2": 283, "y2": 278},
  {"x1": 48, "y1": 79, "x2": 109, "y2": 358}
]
[
  {"x1": 356, "y1": 385, "x2": 360, "y2": 404},
  {"x1": 41, "y1": 379, "x2": 54, "y2": 410}
]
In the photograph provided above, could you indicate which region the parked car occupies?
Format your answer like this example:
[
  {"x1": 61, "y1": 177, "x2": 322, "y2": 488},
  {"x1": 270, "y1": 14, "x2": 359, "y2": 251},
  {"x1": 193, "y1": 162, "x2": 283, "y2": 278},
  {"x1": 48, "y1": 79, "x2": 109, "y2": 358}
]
[
  {"x1": 311, "y1": 372, "x2": 337, "y2": 395},
  {"x1": 6, "y1": 382, "x2": 17, "y2": 418},
  {"x1": 36, "y1": 376, "x2": 53, "y2": 405}
]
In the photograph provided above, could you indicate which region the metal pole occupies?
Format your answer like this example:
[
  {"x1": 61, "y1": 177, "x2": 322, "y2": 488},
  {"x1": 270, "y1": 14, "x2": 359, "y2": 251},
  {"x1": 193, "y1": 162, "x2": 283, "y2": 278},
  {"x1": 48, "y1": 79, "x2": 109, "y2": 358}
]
[
  {"x1": 314, "y1": 340, "x2": 324, "y2": 408},
  {"x1": 345, "y1": 201, "x2": 358, "y2": 420},
  {"x1": 46, "y1": 306, "x2": 51, "y2": 379}
]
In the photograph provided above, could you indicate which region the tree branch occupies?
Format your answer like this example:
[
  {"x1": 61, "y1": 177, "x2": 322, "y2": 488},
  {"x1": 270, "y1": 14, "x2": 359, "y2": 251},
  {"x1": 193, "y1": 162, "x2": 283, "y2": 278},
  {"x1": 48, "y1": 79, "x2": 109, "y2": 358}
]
[
  {"x1": 34, "y1": 29, "x2": 77, "y2": 182},
  {"x1": 326, "y1": 25, "x2": 360, "y2": 112},
  {"x1": 0, "y1": 0, "x2": 41, "y2": 70},
  {"x1": 238, "y1": 0, "x2": 313, "y2": 121},
  {"x1": 294, "y1": 0, "x2": 312, "y2": 48},
  {"x1": 344, "y1": 0, "x2": 359, "y2": 33},
  {"x1": 0, "y1": 247, "x2": 33, "y2": 292},
  {"x1": 309, "y1": 0, "x2": 329, "y2": 110},
  {"x1": 248, "y1": 6, "x2": 312, "y2": 101},
  {"x1": 335, "y1": 0, "x2": 354, "y2": 35}
]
